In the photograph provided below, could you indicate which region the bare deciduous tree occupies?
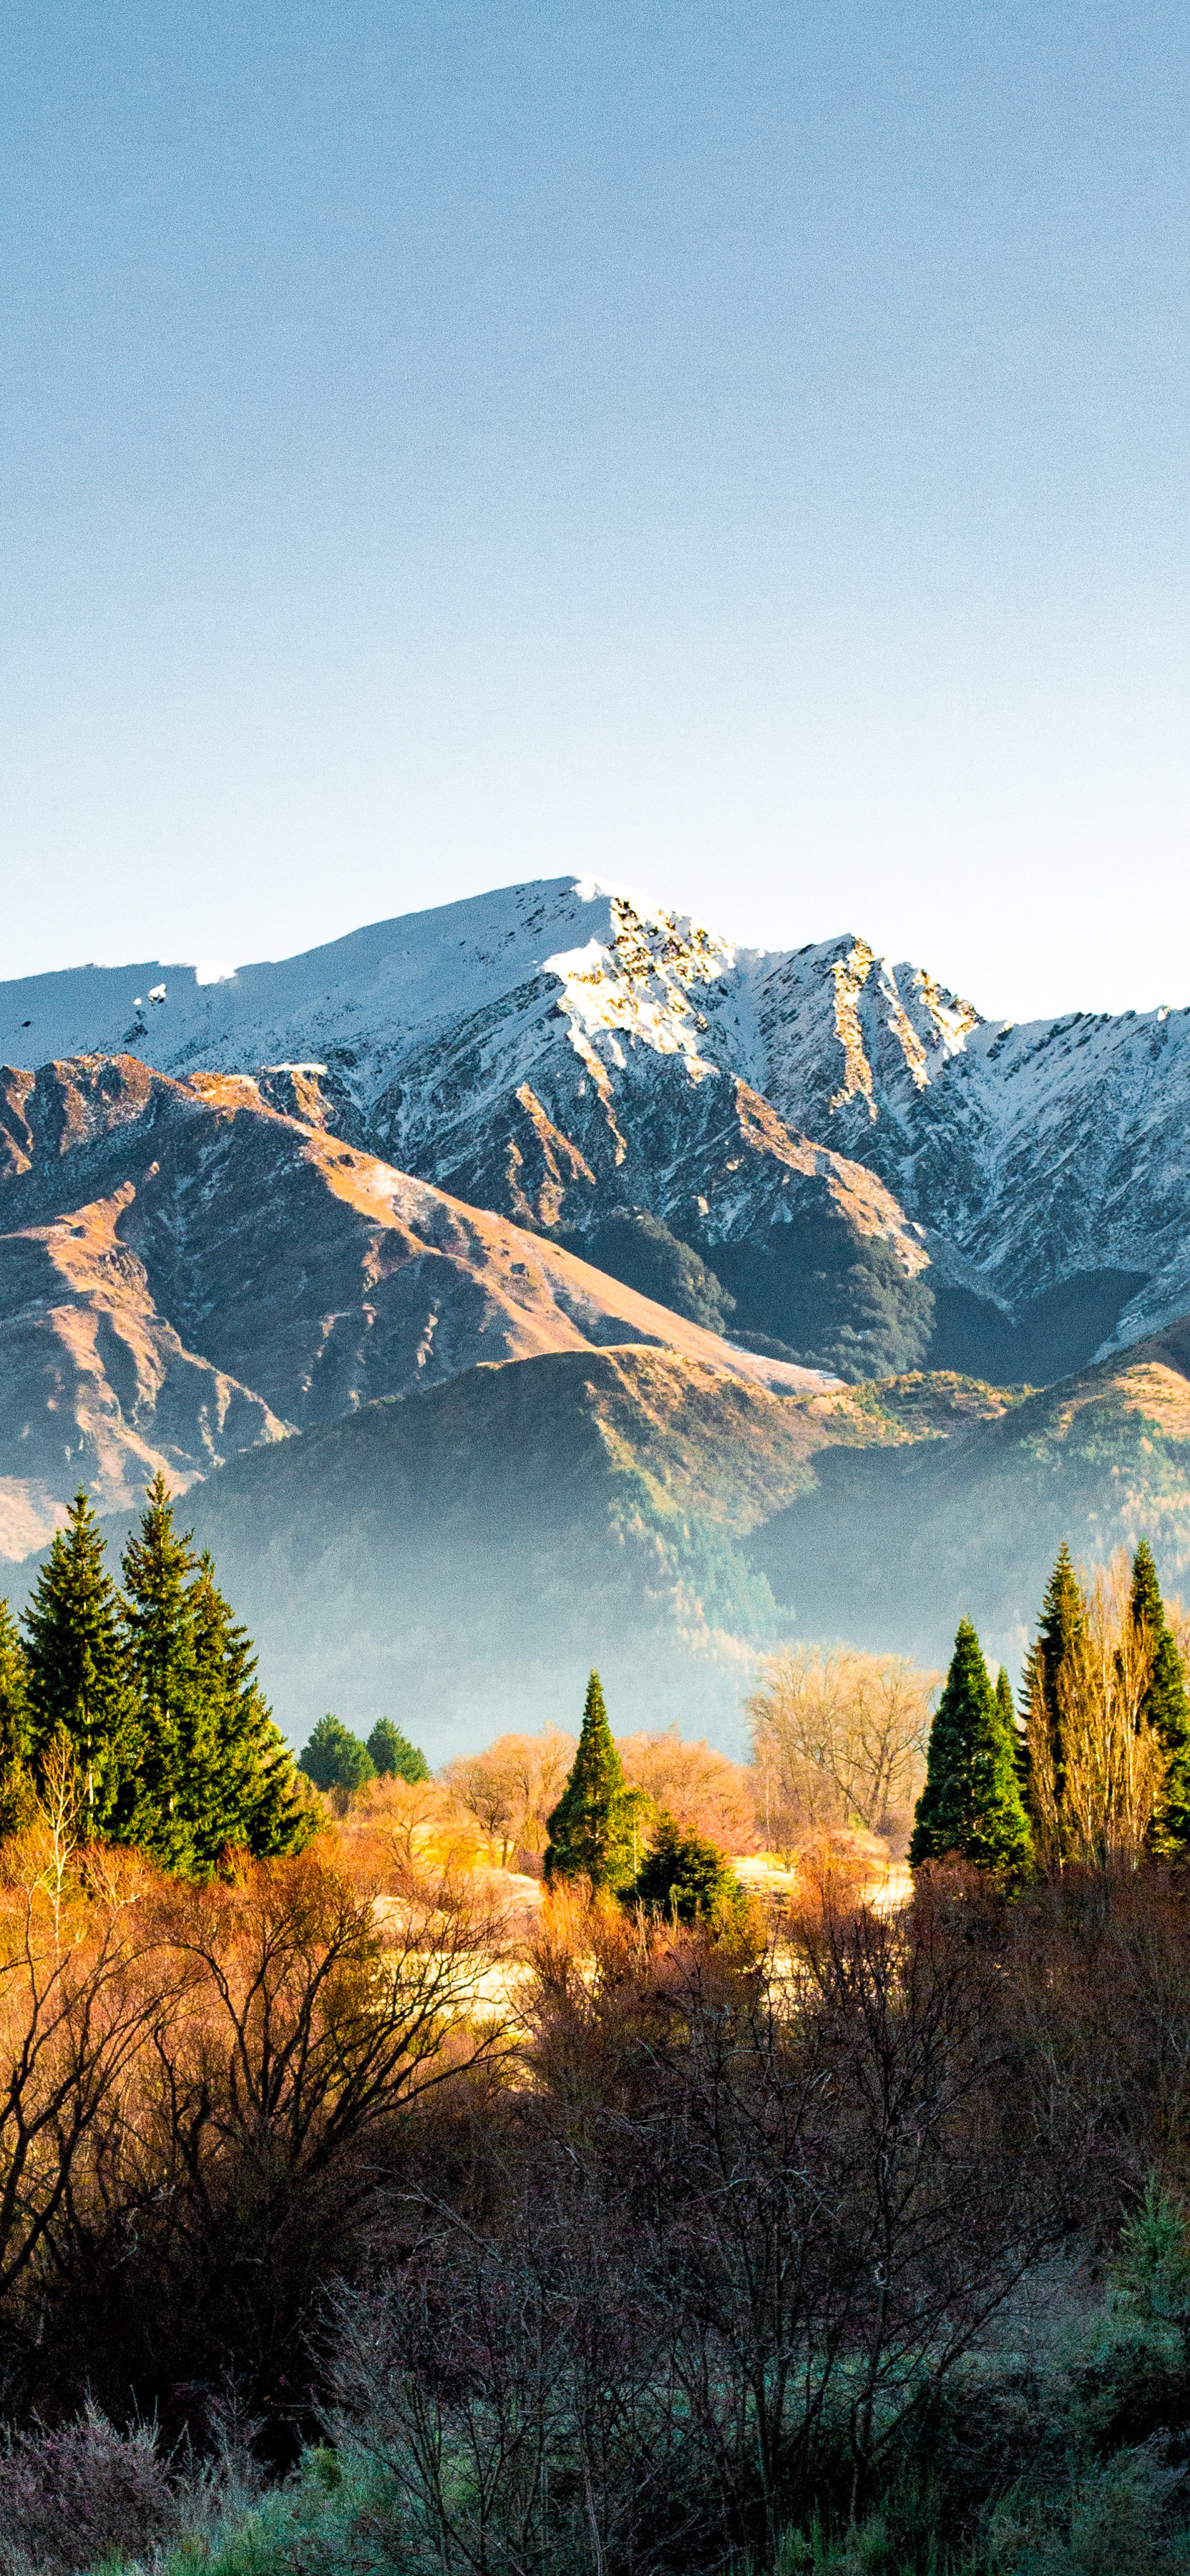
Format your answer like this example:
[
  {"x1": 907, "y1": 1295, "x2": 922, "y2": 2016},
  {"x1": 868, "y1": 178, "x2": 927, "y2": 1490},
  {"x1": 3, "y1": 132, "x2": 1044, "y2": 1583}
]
[
  {"x1": 748, "y1": 1646, "x2": 937, "y2": 1856},
  {"x1": 443, "y1": 1730, "x2": 576, "y2": 1865},
  {"x1": 615, "y1": 1729, "x2": 758, "y2": 1853}
]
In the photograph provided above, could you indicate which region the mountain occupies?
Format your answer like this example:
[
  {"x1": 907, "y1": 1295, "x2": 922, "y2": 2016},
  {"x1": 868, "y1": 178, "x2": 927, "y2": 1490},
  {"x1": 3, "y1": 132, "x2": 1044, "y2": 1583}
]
[
  {"x1": 751, "y1": 1317, "x2": 1190, "y2": 1677},
  {"x1": 0, "y1": 1053, "x2": 824, "y2": 1557},
  {"x1": 39, "y1": 1324, "x2": 1181, "y2": 1757},
  {"x1": 6, "y1": 877, "x2": 1188, "y2": 1377},
  {"x1": 67, "y1": 1345, "x2": 1005, "y2": 1755},
  {"x1": 9, "y1": 876, "x2": 1190, "y2": 1747}
]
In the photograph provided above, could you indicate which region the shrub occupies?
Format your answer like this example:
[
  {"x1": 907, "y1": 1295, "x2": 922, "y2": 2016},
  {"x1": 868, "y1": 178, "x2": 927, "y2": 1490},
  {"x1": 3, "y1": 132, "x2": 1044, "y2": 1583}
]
[{"x1": 625, "y1": 1812, "x2": 750, "y2": 1931}]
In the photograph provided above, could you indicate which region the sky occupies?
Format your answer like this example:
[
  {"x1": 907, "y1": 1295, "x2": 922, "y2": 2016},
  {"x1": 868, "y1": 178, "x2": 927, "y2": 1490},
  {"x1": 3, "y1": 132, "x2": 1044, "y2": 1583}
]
[{"x1": 4, "y1": 1, "x2": 1190, "y2": 1020}]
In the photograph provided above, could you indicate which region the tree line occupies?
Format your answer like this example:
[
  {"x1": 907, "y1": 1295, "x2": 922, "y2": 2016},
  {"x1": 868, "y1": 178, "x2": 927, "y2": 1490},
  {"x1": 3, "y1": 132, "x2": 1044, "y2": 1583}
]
[{"x1": 0, "y1": 1478, "x2": 313, "y2": 1873}]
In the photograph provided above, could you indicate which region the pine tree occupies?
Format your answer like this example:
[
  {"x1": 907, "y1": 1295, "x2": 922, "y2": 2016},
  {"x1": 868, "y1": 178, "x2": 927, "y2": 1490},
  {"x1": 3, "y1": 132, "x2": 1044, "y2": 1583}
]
[
  {"x1": 22, "y1": 1492, "x2": 140, "y2": 1838},
  {"x1": 1021, "y1": 1543, "x2": 1085, "y2": 1841},
  {"x1": 366, "y1": 1717, "x2": 429, "y2": 1784},
  {"x1": 0, "y1": 1598, "x2": 34, "y2": 1840},
  {"x1": 188, "y1": 1558, "x2": 316, "y2": 1866},
  {"x1": 121, "y1": 1475, "x2": 217, "y2": 1870},
  {"x1": 626, "y1": 1811, "x2": 748, "y2": 1932},
  {"x1": 909, "y1": 1619, "x2": 1034, "y2": 1884},
  {"x1": 1130, "y1": 1538, "x2": 1190, "y2": 1856},
  {"x1": 298, "y1": 1714, "x2": 377, "y2": 1795},
  {"x1": 995, "y1": 1664, "x2": 1015, "y2": 1735},
  {"x1": 543, "y1": 1671, "x2": 642, "y2": 1891}
]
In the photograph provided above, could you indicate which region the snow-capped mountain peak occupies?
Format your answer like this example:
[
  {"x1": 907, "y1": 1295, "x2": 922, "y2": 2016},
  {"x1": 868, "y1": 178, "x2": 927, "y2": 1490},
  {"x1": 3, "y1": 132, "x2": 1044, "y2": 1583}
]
[{"x1": 6, "y1": 872, "x2": 1190, "y2": 1360}]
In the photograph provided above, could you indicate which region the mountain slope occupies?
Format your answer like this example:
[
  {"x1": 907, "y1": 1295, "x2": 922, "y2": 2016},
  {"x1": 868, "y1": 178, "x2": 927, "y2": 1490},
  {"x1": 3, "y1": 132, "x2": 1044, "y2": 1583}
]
[
  {"x1": 14, "y1": 1307, "x2": 1186, "y2": 1755},
  {"x1": 751, "y1": 1319, "x2": 1190, "y2": 1674},
  {"x1": 0, "y1": 1053, "x2": 826, "y2": 1554},
  {"x1": 17, "y1": 1349, "x2": 1006, "y2": 1755},
  {"x1": 157, "y1": 1325, "x2": 1190, "y2": 1748},
  {"x1": 92, "y1": 1345, "x2": 897, "y2": 1752}
]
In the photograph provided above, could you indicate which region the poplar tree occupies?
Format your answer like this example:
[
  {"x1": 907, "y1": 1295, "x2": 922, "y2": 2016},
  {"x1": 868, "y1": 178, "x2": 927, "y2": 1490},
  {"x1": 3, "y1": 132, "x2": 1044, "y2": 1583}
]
[
  {"x1": 909, "y1": 1619, "x2": 1034, "y2": 1885},
  {"x1": 544, "y1": 1671, "x2": 641, "y2": 1890},
  {"x1": 22, "y1": 1492, "x2": 140, "y2": 1838},
  {"x1": 1131, "y1": 1538, "x2": 1190, "y2": 1856}
]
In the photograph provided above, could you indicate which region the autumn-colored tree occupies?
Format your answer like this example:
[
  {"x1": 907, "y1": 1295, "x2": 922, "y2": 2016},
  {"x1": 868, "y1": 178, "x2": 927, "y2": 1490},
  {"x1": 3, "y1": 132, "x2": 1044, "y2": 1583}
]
[
  {"x1": 1025, "y1": 1550, "x2": 1168, "y2": 1869},
  {"x1": 444, "y1": 1729, "x2": 576, "y2": 1864},
  {"x1": 615, "y1": 1729, "x2": 757, "y2": 1853},
  {"x1": 749, "y1": 1644, "x2": 935, "y2": 1855}
]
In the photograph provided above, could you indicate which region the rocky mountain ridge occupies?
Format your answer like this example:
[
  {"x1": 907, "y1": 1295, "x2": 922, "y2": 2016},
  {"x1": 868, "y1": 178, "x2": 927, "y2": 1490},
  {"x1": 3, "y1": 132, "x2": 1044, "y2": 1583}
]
[
  {"x1": 4, "y1": 877, "x2": 1186, "y2": 1366},
  {"x1": 0, "y1": 1052, "x2": 825, "y2": 1558}
]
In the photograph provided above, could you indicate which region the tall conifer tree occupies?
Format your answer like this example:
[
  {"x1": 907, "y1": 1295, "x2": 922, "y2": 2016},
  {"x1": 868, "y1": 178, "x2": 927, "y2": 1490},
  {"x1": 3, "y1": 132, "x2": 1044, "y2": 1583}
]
[
  {"x1": 187, "y1": 1555, "x2": 316, "y2": 1866},
  {"x1": 1021, "y1": 1543, "x2": 1084, "y2": 1840},
  {"x1": 909, "y1": 1619, "x2": 1033, "y2": 1884},
  {"x1": 1130, "y1": 1538, "x2": 1190, "y2": 1856},
  {"x1": 544, "y1": 1671, "x2": 641, "y2": 1890},
  {"x1": 121, "y1": 1478, "x2": 225, "y2": 1871},
  {"x1": 124, "y1": 1483, "x2": 315, "y2": 1871},
  {"x1": 22, "y1": 1492, "x2": 140, "y2": 1838},
  {"x1": 995, "y1": 1664, "x2": 1017, "y2": 1738}
]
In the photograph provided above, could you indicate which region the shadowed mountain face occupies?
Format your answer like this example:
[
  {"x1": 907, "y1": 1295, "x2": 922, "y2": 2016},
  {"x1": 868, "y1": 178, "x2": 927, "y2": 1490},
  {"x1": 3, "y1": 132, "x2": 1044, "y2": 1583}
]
[
  {"x1": 751, "y1": 1317, "x2": 1190, "y2": 1677},
  {"x1": 19, "y1": 1348, "x2": 1011, "y2": 1757},
  {"x1": 3, "y1": 875, "x2": 1188, "y2": 1367},
  {"x1": 58, "y1": 1324, "x2": 1190, "y2": 1757},
  {"x1": 73, "y1": 1344, "x2": 900, "y2": 1754},
  {"x1": 0, "y1": 1055, "x2": 827, "y2": 1557}
]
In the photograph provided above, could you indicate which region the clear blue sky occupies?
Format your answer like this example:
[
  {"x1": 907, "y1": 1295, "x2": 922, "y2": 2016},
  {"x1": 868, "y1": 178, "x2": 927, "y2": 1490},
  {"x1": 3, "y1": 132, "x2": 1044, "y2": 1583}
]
[{"x1": 4, "y1": 1, "x2": 1189, "y2": 1018}]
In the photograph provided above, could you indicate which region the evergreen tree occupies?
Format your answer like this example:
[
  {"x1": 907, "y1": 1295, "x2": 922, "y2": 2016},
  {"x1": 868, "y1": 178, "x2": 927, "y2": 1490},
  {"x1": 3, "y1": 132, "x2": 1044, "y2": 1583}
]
[
  {"x1": 366, "y1": 1717, "x2": 429, "y2": 1784},
  {"x1": 543, "y1": 1671, "x2": 642, "y2": 1890},
  {"x1": 120, "y1": 1482, "x2": 313, "y2": 1872},
  {"x1": 1130, "y1": 1538, "x2": 1190, "y2": 1855},
  {"x1": 626, "y1": 1811, "x2": 748, "y2": 1932},
  {"x1": 0, "y1": 1598, "x2": 34, "y2": 1840},
  {"x1": 22, "y1": 1492, "x2": 140, "y2": 1838},
  {"x1": 121, "y1": 1475, "x2": 215, "y2": 1870},
  {"x1": 298, "y1": 1714, "x2": 376, "y2": 1795},
  {"x1": 188, "y1": 1558, "x2": 316, "y2": 1865},
  {"x1": 995, "y1": 1664, "x2": 1016, "y2": 1736},
  {"x1": 909, "y1": 1619, "x2": 1034, "y2": 1885},
  {"x1": 1021, "y1": 1543, "x2": 1084, "y2": 1837}
]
